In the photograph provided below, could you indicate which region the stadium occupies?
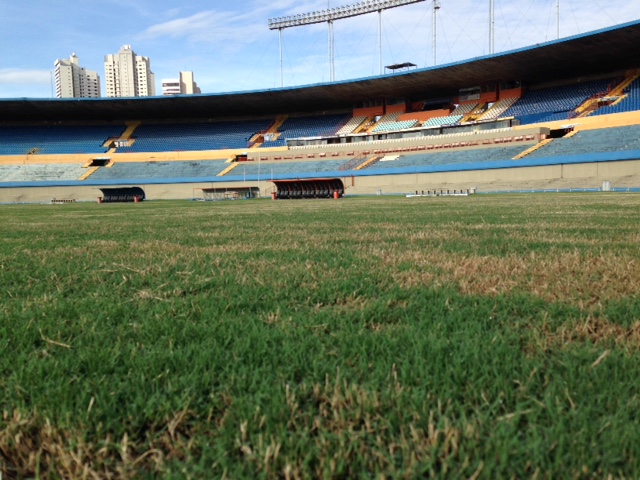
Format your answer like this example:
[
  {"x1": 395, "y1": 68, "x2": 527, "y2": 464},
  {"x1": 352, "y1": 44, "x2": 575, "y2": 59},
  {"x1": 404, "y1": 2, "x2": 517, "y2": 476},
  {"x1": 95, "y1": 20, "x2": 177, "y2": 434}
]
[
  {"x1": 2, "y1": 19, "x2": 640, "y2": 202},
  {"x1": 3, "y1": 2, "x2": 640, "y2": 478}
]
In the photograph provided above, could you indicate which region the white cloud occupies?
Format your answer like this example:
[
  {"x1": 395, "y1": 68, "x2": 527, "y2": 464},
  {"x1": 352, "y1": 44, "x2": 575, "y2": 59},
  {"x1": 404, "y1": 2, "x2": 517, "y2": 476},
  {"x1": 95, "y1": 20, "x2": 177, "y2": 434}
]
[
  {"x1": 138, "y1": 9, "x2": 270, "y2": 47},
  {"x1": 137, "y1": 1, "x2": 346, "y2": 48},
  {"x1": 0, "y1": 69, "x2": 52, "y2": 85}
]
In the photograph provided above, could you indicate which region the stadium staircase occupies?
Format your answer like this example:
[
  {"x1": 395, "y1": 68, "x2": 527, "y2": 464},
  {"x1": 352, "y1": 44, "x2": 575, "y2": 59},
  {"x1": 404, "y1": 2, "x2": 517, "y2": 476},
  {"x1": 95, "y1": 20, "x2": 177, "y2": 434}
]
[
  {"x1": 572, "y1": 95, "x2": 606, "y2": 118},
  {"x1": 477, "y1": 97, "x2": 518, "y2": 121},
  {"x1": 339, "y1": 153, "x2": 369, "y2": 170},
  {"x1": 462, "y1": 103, "x2": 486, "y2": 122},
  {"x1": 608, "y1": 70, "x2": 640, "y2": 97},
  {"x1": 366, "y1": 113, "x2": 400, "y2": 133},
  {"x1": 77, "y1": 166, "x2": 100, "y2": 180},
  {"x1": 570, "y1": 76, "x2": 636, "y2": 118},
  {"x1": 574, "y1": 70, "x2": 640, "y2": 117},
  {"x1": 512, "y1": 138, "x2": 554, "y2": 160},
  {"x1": 335, "y1": 116, "x2": 368, "y2": 136},
  {"x1": 121, "y1": 122, "x2": 141, "y2": 140},
  {"x1": 562, "y1": 73, "x2": 637, "y2": 119},
  {"x1": 562, "y1": 129, "x2": 579, "y2": 139},
  {"x1": 605, "y1": 95, "x2": 630, "y2": 108},
  {"x1": 250, "y1": 115, "x2": 287, "y2": 148},
  {"x1": 106, "y1": 121, "x2": 140, "y2": 152},
  {"x1": 217, "y1": 162, "x2": 240, "y2": 176},
  {"x1": 451, "y1": 103, "x2": 477, "y2": 120},
  {"x1": 355, "y1": 154, "x2": 383, "y2": 170},
  {"x1": 353, "y1": 117, "x2": 374, "y2": 133}
]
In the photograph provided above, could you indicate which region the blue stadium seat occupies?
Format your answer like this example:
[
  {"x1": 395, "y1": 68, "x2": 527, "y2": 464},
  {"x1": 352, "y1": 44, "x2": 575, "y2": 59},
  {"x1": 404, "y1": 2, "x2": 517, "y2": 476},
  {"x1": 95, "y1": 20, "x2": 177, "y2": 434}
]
[
  {"x1": 0, "y1": 125, "x2": 124, "y2": 155},
  {"x1": 230, "y1": 160, "x2": 346, "y2": 177},
  {"x1": 368, "y1": 146, "x2": 527, "y2": 170},
  {"x1": 89, "y1": 160, "x2": 230, "y2": 180},
  {"x1": 125, "y1": 120, "x2": 273, "y2": 152},
  {"x1": 525, "y1": 125, "x2": 640, "y2": 159},
  {"x1": 504, "y1": 78, "x2": 613, "y2": 123},
  {"x1": 592, "y1": 78, "x2": 640, "y2": 116},
  {"x1": 263, "y1": 114, "x2": 351, "y2": 147},
  {"x1": 0, "y1": 164, "x2": 86, "y2": 182}
]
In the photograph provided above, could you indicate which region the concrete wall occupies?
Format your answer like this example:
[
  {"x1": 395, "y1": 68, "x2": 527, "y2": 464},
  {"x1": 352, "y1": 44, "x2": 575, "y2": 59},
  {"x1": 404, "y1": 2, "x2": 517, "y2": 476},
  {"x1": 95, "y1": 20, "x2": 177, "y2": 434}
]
[
  {"x1": 2, "y1": 159, "x2": 638, "y2": 203},
  {"x1": 345, "y1": 160, "x2": 640, "y2": 194}
]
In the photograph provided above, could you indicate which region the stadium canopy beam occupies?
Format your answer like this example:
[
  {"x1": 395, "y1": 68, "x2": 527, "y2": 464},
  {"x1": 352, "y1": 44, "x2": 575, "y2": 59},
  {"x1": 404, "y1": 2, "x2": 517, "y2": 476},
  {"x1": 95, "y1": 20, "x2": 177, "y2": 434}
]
[{"x1": 268, "y1": 0, "x2": 425, "y2": 83}]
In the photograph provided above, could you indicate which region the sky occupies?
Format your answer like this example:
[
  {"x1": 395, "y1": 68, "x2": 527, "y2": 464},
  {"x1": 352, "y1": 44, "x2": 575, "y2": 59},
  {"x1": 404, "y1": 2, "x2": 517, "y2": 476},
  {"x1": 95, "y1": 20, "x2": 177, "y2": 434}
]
[{"x1": 1, "y1": 0, "x2": 639, "y2": 99}]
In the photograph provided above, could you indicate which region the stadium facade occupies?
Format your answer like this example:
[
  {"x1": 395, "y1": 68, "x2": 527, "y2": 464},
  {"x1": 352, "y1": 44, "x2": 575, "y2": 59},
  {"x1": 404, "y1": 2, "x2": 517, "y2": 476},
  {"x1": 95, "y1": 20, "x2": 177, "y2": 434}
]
[{"x1": 1, "y1": 21, "x2": 640, "y2": 203}]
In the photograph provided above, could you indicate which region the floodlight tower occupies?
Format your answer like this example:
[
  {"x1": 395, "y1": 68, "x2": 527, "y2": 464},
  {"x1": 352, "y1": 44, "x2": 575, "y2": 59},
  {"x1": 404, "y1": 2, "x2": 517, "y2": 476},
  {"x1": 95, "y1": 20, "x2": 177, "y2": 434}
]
[
  {"x1": 378, "y1": 9, "x2": 383, "y2": 75},
  {"x1": 329, "y1": 19, "x2": 336, "y2": 81},
  {"x1": 489, "y1": 0, "x2": 495, "y2": 54},
  {"x1": 278, "y1": 28, "x2": 284, "y2": 87},
  {"x1": 432, "y1": 0, "x2": 440, "y2": 66},
  {"x1": 556, "y1": 0, "x2": 560, "y2": 39},
  {"x1": 268, "y1": 0, "x2": 426, "y2": 85}
]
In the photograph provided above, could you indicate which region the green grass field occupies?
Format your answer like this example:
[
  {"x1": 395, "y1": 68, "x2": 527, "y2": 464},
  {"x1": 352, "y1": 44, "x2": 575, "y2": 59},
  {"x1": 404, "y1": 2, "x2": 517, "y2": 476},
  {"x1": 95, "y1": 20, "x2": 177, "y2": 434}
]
[{"x1": 1, "y1": 194, "x2": 640, "y2": 478}]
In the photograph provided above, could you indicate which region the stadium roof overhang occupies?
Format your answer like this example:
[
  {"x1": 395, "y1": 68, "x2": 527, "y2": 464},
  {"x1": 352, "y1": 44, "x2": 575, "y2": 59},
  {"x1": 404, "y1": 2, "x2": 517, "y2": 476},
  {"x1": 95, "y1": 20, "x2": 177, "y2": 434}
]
[{"x1": 2, "y1": 20, "x2": 640, "y2": 123}]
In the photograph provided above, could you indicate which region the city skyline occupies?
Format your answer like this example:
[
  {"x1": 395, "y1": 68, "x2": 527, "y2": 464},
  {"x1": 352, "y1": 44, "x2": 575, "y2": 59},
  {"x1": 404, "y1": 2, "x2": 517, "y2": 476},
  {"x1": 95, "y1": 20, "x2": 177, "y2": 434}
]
[{"x1": 2, "y1": 0, "x2": 640, "y2": 98}]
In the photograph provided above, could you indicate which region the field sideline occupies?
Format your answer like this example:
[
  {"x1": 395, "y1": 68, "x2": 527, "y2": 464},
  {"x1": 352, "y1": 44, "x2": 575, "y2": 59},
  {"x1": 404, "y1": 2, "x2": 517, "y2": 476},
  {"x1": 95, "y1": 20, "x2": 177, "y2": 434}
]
[{"x1": 1, "y1": 194, "x2": 640, "y2": 478}]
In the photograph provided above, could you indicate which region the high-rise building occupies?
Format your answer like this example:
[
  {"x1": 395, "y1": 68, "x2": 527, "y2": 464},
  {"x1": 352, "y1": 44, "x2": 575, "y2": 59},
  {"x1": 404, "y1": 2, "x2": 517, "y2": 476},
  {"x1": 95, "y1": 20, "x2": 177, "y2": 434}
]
[
  {"x1": 104, "y1": 45, "x2": 156, "y2": 98},
  {"x1": 54, "y1": 53, "x2": 101, "y2": 98},
  {"x1": 162, "y1": 71, "x2": 201, "y2": 96}
]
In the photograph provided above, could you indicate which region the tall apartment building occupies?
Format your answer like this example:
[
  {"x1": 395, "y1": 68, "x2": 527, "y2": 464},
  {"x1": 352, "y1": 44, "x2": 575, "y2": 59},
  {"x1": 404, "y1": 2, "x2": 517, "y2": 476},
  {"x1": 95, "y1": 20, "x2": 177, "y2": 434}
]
[
  {"x1": 162, "y1": 71, "x2": 202, "y2": 96},
  {"x1": 104, "y1": 45, "x2": 156, "y2": 98},
  {"x1": 54, "y1": 53, "x2": 101, "y2": 98}
]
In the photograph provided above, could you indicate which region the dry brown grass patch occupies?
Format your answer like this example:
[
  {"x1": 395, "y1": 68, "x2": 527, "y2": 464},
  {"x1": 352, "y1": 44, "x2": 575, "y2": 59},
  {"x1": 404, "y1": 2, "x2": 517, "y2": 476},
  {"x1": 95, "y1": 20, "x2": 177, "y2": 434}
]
[
  {"x1": 530, "y1": 317, "x2": 640, "y2": 352},
  {"x1": 0, "y1": 408, "x2": 210, "y2": 479},
  {"x1": 369, "y1": 247, "x2": 640, "y2": 306}
]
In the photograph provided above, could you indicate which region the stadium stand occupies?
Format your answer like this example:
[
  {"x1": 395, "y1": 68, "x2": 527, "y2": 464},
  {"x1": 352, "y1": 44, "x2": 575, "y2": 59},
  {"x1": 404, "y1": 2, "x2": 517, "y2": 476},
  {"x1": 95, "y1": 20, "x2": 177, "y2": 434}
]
[
  {"x1": 225, "y1": 160, "x2": 347, "y2": 177},
  {"x1": 476, "y1": 97, "x2": 518, "y2": 121},
  {"x1": 372, "y1": 119, "x2": 419, "y2": 132},
  {"x1": 525, "y1": 125, "x2": 640, "y2": 159},
  {"x1": 451, "y1": 103, "x2": 478, "y2": 116},
  {"x1": 0, "y1": 164, "x2": 87, "y2": 182},
  {"x1": 592, "y1": 78, "x2": 640, "y2": 116},
  {"x1": 124, "y1": 120, "x2": 273, "y2": 152},
  {"x1": 335, "y1": 116, "x2": 368, "y2": 135},
  {"x1": 89, "y1": 160, "x2": 230, "y2": 180},
  {"x1": 264, "y1": 114, "x2": 351, "y2": 146},
  {"x1": 0, "y1": 125, "x2": 124, "y2": 155},
  {"x1": 338, "y1": 153, "x2": 370, "y2": 170},
  {"x1": 421, "y1": 115, "x2": 464, "y2": 127},
  {"x1": 366, "y1": 145, "x2": 528, "y2": 170},
  {"x1": 503, "y1": 78, "x2": 613, "y2": 123},
  {"x1": 369, "y1": 113, "x2": 401, "y2": 132}
]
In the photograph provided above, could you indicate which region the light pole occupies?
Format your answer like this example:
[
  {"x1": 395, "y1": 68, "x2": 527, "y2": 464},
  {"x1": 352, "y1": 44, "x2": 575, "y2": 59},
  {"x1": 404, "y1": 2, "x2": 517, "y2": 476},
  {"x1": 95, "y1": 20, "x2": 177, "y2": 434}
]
[
  {"x1": 433, "y1": 0, "x2": 440, "y2": 66},
  {"x1": 279, "y1": 28, "x2": 284, "y2": 87},
  {"x1": 556, "y1": 0, "x2": 560, "y2": 39},
  {"x1": 489, "y1": 0, "x2": 495, "y2": 54}
]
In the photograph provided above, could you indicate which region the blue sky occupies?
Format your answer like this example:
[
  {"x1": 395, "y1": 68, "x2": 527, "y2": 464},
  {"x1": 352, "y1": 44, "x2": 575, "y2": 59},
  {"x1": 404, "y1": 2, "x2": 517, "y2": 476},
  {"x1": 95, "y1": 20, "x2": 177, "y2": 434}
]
[{"x1": 1, "y1": 0, "x2": 639, "y2": 98}]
